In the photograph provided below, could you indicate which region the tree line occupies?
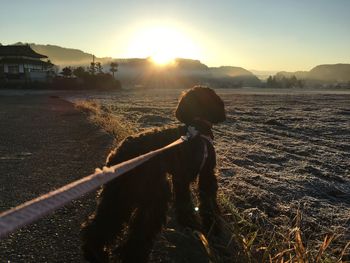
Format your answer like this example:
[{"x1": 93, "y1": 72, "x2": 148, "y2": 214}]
[
  {"x1": 53, "y1": 61, "x2": 121, "y2": 90},
  {"x1": 266, "y1": 75, "x2": 304, "y2": 89},
  {"x1": 60, "y1": 61, "x2": 118, "y2": 78}
]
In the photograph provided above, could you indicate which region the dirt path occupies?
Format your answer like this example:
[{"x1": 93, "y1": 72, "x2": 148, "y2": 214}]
[{"x1": 0, "y1": 95, "x2": 113, "y2": 262}]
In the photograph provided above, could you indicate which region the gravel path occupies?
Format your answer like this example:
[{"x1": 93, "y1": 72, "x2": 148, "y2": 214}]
[{"x1": 0, "y1": 95, "x2": 113, "y2": 262}]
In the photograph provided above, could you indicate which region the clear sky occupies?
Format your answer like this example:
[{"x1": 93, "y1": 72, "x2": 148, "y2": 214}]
[{"x1": 1, "y1": 0, "x2": 349, "y2": 71}]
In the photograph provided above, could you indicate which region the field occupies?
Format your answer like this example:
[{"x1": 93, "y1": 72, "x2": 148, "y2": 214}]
[
  {"x1": 1, "y1": 88, "x2": 348, "y2": 262},
  {"x1": 71, "y1": 88, "x2": 350, "y2": 261}
]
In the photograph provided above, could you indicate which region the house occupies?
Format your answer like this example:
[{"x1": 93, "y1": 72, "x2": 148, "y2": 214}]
[{"x1": 0, "y1": 44, "x2": 54, "y2": 82}]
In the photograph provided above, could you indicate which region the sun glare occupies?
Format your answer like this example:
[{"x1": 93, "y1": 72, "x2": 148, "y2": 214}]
[
  {"x1": 151, "y1": 53, "x2": 175, "y2": 65},
  {"x1": 125, "y1": 25, "x2": 201, "y2": 66}
]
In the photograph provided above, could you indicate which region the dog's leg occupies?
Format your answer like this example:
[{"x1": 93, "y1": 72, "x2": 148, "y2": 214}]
[
  {"x1": 172, "y1": 174, "x2": 201, "y2": 229},
  {"x1": 198, "y1": 167, "x2": 221, "y2": 234},
  {"x1": 81, "y1": 180, "x2": 134, "y2": 263},
  {"x1": 117, "y1": 174, "x2": 170, "y2": 263}
]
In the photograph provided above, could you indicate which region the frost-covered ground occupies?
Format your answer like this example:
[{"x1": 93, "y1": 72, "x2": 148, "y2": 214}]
[{"x1": 70, "y1": 88, "x2": 350, "y2": 251}]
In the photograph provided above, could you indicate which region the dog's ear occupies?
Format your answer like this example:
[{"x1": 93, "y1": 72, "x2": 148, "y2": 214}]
[
  {"x1": 175, "y1": 86, "x2": 226, "y2": 125},
  {"x1": 175, "y1": 89, "x2": 200, "y2": 124}
]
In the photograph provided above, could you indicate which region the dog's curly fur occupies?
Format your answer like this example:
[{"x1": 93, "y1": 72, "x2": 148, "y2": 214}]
[{"x1": 81, "y1": 86, "x2": 226, "y2": 263}]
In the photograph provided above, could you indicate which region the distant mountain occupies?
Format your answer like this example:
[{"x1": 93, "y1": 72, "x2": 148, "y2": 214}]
[
  {"x1": 208, "y1": 66, "x2": 261, "y2": 87},
  {"x1": 20, "y1": 43, "x2": 261, "y2": 88},
  {"x1": 18, "y1": 43, "x2": 350, "y2": 87},
  {"x1": 28, "y1": 43, "x2": 112, "y2": 66},
  {"x1": 276, "y1": 64, "x2": 350, "y2": 84},
  {"x1": 308, "y1": 64, "x2": 350, "y2": 83},
  {"x1": 113, "y1": 59, "x2": 261, "y2": 88},
  {"x1": 210, "y1": 66, "x2": 254, "y2": 77}
]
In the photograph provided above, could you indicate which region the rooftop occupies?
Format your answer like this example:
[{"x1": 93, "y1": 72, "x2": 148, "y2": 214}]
[{"x1": 0, "y1": 45, "x2": 48, "y2": 59}]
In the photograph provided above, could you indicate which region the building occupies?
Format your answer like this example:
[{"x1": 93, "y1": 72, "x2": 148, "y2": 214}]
[{"x1": 0, "y1": 45, "x2": 54, "y2": 82}]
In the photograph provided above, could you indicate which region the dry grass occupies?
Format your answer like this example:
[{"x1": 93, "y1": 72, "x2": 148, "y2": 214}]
[
  {"x1": 74, "y1": 99, "x2": 133, "y2": 144},
  {"x1": 217, "y1": 192, "x2": 350, "y2": 263}
]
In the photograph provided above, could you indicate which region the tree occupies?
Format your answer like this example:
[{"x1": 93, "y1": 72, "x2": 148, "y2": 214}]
[
  {"x1": 95, "y1": 62, "x2": 103, "y2": 74},
  {"x1": 73, "y1": 66, "x2": 86, "y2": 78},
  {"x1": 266, "y1": 75, "x2": 277, "y2": 88},
  {"x1": 89, "y1": 62, "x2": 96, "y2": 75},
  {"x1": 110, "y1": 62, "x2": 118, "y2": 78},
  {"x1": 297, "y1": 79, "x2": 304, "y2": 89},
  {"x1": 61, "y1": 67, "x2": 72, "y2": 78}
]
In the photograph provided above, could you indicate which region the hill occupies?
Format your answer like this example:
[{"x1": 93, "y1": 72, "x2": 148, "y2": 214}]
[
  {"x1": 26, "y1": 43, "x2": 261, "y2": 88},
  {"x1": 308, "y1": 64, "x2": 350, "y2": 82},
  {"x1": 208, "y1": 66, "x2": 261, "y2": 87},
  {"x1": 29, "y1": 43, "x2": 112, "y2": 66},
  {"x1": 276, "y1": 64, "x2": 350, "y2": 84},
  {"x1": 113, "y1": 59, "x2": 261, "y2": 88}
]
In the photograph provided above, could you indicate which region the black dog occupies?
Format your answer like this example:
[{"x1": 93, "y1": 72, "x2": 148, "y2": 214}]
[{"x1": 81, "y1": 86, "x2": 226, "y2": 262}]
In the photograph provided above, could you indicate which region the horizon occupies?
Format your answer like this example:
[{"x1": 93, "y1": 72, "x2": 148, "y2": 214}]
[
  {"x1": 1, "y1": 0, "x2": 350, "y2": 71},
  {"x1": 3, "y1": 42, "x2": 348, "y2": 74}
]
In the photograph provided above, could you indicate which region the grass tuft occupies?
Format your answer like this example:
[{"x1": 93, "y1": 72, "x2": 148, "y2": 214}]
[
  {"x1": 74, "y1": 99, "x2": 133, "y2": 144},
  {"x1": 217, "y1": 193, "x2": 349, "y2": 262}
]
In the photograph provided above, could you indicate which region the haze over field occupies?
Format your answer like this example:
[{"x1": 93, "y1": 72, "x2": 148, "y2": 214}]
[{"x1": 8, "y1": 42, "x2": 348, "y2": 88}]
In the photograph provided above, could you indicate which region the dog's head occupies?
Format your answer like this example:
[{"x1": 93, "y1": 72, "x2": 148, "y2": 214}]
[{"x1": 175, "y1": 86, "x2": 226, "y2": 125}]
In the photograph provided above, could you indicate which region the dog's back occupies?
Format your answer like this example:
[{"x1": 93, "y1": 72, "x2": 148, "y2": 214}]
[{"x1": 106, "y1": 125, "x2": 187, "y2": 166}]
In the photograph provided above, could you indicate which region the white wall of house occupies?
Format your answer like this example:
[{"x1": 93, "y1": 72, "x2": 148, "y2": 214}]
[
  {"x1": 2, "y1": 63, "x2": 46, "y2": 73},
  {"x1": 25, "y1": 64, "x2": 44, "y2": 71},
  {"x1": 1, "y1": 63, "x2": 48, "y2": 81},
  {"x1": 4, "y1": 64, "x2": 45, "y2": 73},
  {"x1": 3, "y1": 64, "x2": 22, "y2": 73},
  {"x1": 29, "y1": 71, "x2": 47, "y2": 82}
]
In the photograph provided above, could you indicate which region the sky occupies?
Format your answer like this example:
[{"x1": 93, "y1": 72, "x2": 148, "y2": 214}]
[{"x1": 0, "y1": 0, "x2": 349, "y2": 71}]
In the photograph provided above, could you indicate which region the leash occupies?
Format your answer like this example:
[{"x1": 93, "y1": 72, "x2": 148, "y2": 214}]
[
  {"x1": 183, "y1": 126, "x2": 216, "y2": 262},
  {"x1": 183, "y1": 125, "x2": 213, "y2": 173},
  {"x1": 0, "y1": 126, "x2": 210, "y2": 239}
]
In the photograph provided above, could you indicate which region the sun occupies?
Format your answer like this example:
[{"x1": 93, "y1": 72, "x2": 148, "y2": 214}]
[
  {"x1": 151, "y1": 53, "x2": 175, "y2": 65},
  {"x1": 125, "y1": 25, "x2": 201, "y2": 66}
]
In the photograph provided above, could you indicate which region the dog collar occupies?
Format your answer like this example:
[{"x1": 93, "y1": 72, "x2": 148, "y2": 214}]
[
  {"x1": 181, "y1": 126, "x2": 197, "y2": 141},
  {"x1": 181, "y1": 125, "x2": 213, "y2": 144},
  {"x1": 181, "y1": 125, "x2": 213, "y2": 172},
  {"x1": 188, "y1": 118, "x2": 214, "y2": 140},
  {"x1": 199, "y1": 136, "x2": 209, "y2": 172}
]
